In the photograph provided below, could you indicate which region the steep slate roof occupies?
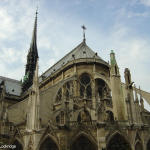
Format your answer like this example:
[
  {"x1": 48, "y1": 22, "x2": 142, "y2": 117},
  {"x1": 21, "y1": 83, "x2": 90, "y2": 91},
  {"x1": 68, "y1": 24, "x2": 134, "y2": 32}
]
[
  {"x1": 0, "y1": 76, "x2": 22, "y2": 96},
  {"x1": 39, "y1": 41, "x2": 108, "y2": 81}
]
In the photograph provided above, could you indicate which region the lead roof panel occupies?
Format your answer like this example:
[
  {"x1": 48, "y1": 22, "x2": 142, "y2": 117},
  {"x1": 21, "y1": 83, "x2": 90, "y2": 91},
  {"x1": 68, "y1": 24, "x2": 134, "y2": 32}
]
[
  {"x1": 0, "y1": 76, "x2": 22, "y2": 96},
  {"x1": 39, "y1": 41, "x2": 108, "y2": 82}
]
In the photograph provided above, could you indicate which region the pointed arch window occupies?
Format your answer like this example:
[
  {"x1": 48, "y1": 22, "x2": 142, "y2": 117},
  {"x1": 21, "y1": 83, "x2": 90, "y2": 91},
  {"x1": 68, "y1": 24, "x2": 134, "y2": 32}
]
[
  {"x1": 79, "y1": 73, "x2": 92, "y2": 99},
  {"x1": 96, "y1": 79, "x2": 111, "y2": 100}
]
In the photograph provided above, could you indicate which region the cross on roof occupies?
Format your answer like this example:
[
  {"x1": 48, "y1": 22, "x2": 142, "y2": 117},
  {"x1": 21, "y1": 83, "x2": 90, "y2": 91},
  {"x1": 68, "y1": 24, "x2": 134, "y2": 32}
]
[{"x1": 81, "y1": 25, "x2": 86, "y2": 42}]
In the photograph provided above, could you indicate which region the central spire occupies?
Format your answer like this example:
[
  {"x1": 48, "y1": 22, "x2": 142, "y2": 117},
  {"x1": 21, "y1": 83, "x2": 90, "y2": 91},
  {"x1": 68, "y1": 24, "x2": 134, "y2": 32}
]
[
  {"x1": 30, "y1": 9, "x2": 38, "y2": 58},
  {"x1": 22, "y1": 10, "x2": 39, "y2": 92}
]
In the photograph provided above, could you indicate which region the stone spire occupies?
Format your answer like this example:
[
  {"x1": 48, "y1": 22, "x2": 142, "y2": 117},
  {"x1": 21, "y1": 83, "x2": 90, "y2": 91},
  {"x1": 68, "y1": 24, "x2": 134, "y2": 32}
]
[
  {"x1": 26, "y1": 59, "x2": 40, "y2": 131},
  {"x1": 110, "y1": 50, "x2": 120, "y2": 76},
  {"x1": 134, "y1": 85, "x2": 139, "y2": 104},
  {"x1": 110, "y1": 50, "x2": 126, "y2": 121},
  {"x1": 22, "y1": 10, "x2": 39, "y2": 92},
  {"x1": 124, "y1": 68, "x2": 134, "y2": 89},
  {"x1": 25, "y1": 59, "x2": 40, "y2": 150},
  {"x1": 139, "y1": 86, "x2": 144, "y2": 110}
]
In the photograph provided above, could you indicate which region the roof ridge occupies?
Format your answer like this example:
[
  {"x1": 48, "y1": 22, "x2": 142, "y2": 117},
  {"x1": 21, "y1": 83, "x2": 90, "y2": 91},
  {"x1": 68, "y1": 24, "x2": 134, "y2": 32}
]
[
  {"x1": 0, "y1": 76, "x2": 21, "y2": 83},
  {"x1": 39, "y1": 41, "x2": 108, "y2": 80},
  {"x1": 40, "y1": 41, "x2": 84, "y2": 76}
]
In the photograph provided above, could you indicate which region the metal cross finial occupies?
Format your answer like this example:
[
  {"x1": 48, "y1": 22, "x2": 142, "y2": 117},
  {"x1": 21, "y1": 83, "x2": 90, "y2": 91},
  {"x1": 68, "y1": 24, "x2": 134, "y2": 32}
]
[
  {"x1": 81, "y1": 25, "x2": 86, "y2": 42},
  {"x1": 36, "y1": 6, "x2": 38, "y2": 16}
]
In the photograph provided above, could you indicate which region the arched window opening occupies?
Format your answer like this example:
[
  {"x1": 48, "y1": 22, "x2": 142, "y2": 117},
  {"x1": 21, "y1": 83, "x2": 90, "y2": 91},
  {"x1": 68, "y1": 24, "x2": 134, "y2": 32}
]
[
  {"x1": 106, "y1": 111, "x2": 114, "y2": 123},
  {"x1": 55, "y1": 81, "x2": 74, "y2": 103},
  {"x1": 71, "y1": 135, "x2": 97, "y2": 150},
  {"x1": 80, "y1": 73, "x2": 92, "y2": 99},
  {"x1": 39, "y1": 137, "x2": 58, "y2": 150},
  {"x1": 147, "y1": 139, "x2": 150, "y2": 150},
  {"x1": 77, "y1": 110, "x2": 91, "y2": 123},
  {"x1": 107, "y1": 133, "x2": 131, "y2": 150},
  {"x1": 12, "y1": 140, "x2": 23, "y2": 150},
  {"x1": 56, "y1": 88, "x2": 62, "y2": 102},
  {"x1": 56, "y1": 115, "x2": 60, "y2": 124},
  {"x1": 96, "y1": 79, "x2": 111, "y2": 100}
]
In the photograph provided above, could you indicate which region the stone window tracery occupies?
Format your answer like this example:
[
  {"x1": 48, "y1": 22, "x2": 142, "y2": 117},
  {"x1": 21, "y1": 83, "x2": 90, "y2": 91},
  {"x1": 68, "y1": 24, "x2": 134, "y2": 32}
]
[
  {"x1": 55, "y1": 81, "x2": 74, "y2": 103},
  {"x1": 64, "y1": 81, "x2": 73, "y2": 100},
  {"x1": 79, "y1": 73, "x2": 92, "y2": 99},
  {"x1": 56, "y1": 88, "x2": 62, "y2": 102}
]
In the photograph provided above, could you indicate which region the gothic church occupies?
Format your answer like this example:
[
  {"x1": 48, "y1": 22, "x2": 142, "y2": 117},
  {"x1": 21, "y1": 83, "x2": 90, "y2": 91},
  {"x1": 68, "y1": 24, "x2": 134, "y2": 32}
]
[{"x1": 0, "y1": 12, "x2": 150, "y2": 150}]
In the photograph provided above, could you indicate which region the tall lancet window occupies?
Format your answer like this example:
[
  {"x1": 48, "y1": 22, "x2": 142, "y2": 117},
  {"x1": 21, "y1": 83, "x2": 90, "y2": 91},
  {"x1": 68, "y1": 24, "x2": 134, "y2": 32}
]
[{"x1": 79, "y1": 73, "x2": 92, "y2": 99}]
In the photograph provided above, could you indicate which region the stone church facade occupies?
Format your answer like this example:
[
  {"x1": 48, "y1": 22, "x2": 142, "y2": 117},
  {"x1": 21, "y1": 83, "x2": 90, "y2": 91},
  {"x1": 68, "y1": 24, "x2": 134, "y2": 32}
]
[{"x1": 0, "y1": 12, "x2": 150, "y2": 150}]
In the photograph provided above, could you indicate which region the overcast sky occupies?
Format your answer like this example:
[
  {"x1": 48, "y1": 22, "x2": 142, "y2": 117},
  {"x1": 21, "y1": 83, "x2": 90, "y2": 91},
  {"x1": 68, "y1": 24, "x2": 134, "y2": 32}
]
[{"x1": 0, "y1": 0, "x2": 150, "y2": 109}]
